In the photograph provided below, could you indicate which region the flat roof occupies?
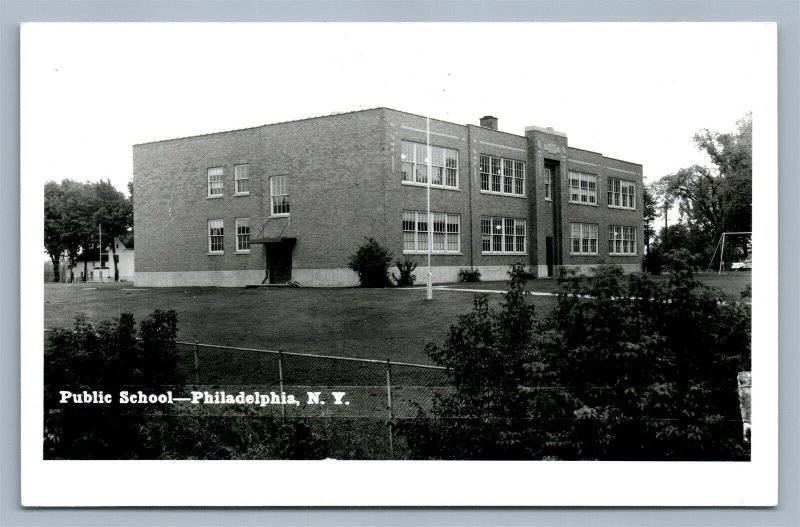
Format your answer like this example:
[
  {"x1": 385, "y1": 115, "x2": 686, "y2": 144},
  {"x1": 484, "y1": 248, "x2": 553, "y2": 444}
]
[{"x1": 134, "y1": 107, "x2": 641, "y2": 166}]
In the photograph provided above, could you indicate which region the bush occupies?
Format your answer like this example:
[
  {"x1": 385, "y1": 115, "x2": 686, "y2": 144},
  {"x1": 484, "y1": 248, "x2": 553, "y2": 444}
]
[
  {"x1": 392, "y1": 259, "x2": 417, "y2": 286},
  {"x1": 457, "y1": 267, "x2": 481, "y2": 282},
  {"x1": 44, "y1": 310, "x2": 181, "y2": 459},
  {"x1": 398, "y1": 255, "x2": 751, "y2": 460},
  {"x1": 348, "y1": 237, "x2": 392, "y2": 287},
  {"x1": 44, "y1": 311, "x2": 328, "y2": 460}
]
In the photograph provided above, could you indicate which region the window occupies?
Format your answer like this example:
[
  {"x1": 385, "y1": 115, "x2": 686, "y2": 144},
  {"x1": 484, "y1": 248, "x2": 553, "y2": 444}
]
[
  {"x1": 270, "y1": 176, "x2": 289, "y2": 216},
  {"x1": 480, "y1": 216, "x2": 527, "y2": 254},
  {"x1": 208, "y1": 219, "x2": 224, "y2": 254},
  {"x1": 608, "y1": 178, "x2": 636, "y2": 209},
  {"x1": 609, "y1": 226, "x2": 637, "y2": 255},
  {"x1": 400, "y1": 141, "x2": 459, "y2": 189},
  {"x1": 568, "y1": 171, "x2": 598, "y2": 205},
  {"x1": 402, "y1": 211, "x2": 460, "y2": 253},
  {"x1": 207, "y1": 167, "x2": 223, "y2": 197},
  {"x1": 234, "y1": 164, "x2": 250, "y2": 195},
  {"x1": 544, "y1": 167, "x2": 552, "y2": 201},
  {"x1": 479, "y1": 155, "x2": 526, "y2": 196},
  {"x1": 570, "y1": 223, "x2": 599, "y2": 255},
  {"x1": 235, "y1": 218, "x2": 250, "y2": 253}
]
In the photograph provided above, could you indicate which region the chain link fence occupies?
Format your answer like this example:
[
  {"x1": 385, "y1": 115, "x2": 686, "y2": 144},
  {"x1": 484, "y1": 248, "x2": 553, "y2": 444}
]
[{"x1": 174, "y1": 341, "x2": 450, "y2": 459}]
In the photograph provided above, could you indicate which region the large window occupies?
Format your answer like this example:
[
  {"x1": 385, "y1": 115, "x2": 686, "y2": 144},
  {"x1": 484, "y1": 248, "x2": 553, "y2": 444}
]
[
  {"x1": 400, "y1": 141, "x2": 459, "y2": 189},
  {"x1": 207, "y1": 167, "x2": 223, "y2": 197},
  {"x1": 270, "y1": 175, "x2": 289, "y2": 216},
  {"x1": 481, "y1": 217, "x2": 527, "y2": 254},
  {"x1": 208, "y1": 219, "x2": 224, "y2": 254},
  {"x1": 235, "y1": 217, "x2": 250, "y2": 253},
  {"x1": 568, "y1": 171, "x2": 598, "y2": 205},
  {"x1": 479, "y1": 155, "x2": 526, "y2": 196},
  {"x1": 609, "y1": 226, "x2": 637, "y2": 255},
  {"x1": 570, "y1": 223, "x2": 599, "y2": 255},
  {"x1": 608, "y1": 178, "x2": 636, "y2": 209},
  {"x1": 234, "y1": 164, "x2": 250, "y2": 195},
  {"x1": 402, "y1": 211, "x2": 460, "y2": 253},
  {"x1": 544, "y1": 167, "x2": 552, "y2": 201}
]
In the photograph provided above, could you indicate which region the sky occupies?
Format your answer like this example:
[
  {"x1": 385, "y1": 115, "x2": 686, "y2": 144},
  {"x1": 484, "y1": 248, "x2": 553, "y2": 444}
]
[{"x1": 22, "y1": 23, "x2": 767, "y2": 196}]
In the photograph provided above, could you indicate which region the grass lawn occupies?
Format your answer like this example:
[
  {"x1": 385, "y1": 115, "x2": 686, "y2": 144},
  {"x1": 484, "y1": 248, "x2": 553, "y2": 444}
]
[
  {"x1": 45, "y1": 282, "x2": 555, "y2": 364},
  {"x1": 44, "y1": 271, "x2": 750, "y2": 365}
]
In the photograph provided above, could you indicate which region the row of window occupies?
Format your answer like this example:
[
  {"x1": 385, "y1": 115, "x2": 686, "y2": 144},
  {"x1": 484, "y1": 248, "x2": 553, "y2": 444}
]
[
  {"x1": 206, "y1": 216, "x2": 636, "y2": 258},
  {"x1": 207, "y1": 167, "x2": 290, "y2": 217},
  {"x1": 568, "y1": 172, "x2": 636, "y2": 210},
  {"x1": 399, "y1": 141, "x2": 637, "y2": 209},
  {"x1": 208, "y1": 165, "x2": 250, "y2": 197},
  {"x1": 208, "y1": 218, "x2": 251, "y2": 254},
  {"x1": 403, "y1": 212, "x2": 528, "y2": 255},
  {"x1": 400, "y1": 142, "x2": 459, "y2": 188},
  {"x1": 570, "y1": 223, "x2": 638, "y2": 256}
]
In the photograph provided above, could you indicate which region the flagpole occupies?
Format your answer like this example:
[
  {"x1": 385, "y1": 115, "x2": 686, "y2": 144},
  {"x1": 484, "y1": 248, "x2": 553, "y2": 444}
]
[{"x1": 426, "y1": 117, "x2": 433, "y2": 301}]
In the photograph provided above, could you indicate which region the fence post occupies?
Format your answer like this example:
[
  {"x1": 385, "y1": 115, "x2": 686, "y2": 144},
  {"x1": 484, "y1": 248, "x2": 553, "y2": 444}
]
[
  {"x1": 278, "y1": 350, "x2": 286, "y2": 418},
  {"x1": 193, "y1": 341, "x2": 199, "y2": 385},
  {"x1": 386, "y1": 358, "x2": 394, "y2": 459}
]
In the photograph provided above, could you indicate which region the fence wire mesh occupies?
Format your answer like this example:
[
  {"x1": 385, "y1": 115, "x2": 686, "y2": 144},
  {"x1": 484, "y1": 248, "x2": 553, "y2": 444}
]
[{"x1": 174, "y1": 341, "x2": 449, "y2": 459}]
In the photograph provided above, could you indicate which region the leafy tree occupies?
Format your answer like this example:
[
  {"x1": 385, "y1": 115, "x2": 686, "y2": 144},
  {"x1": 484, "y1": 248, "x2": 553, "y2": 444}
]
[
  {"x1": 43, "y1": 179, "x2": 132, "y2": 282},
  {"x1": 44, "y1": 182, "x2": 67, "y2": 282},
  {"x1": 399, "y1": 258, "x2": 750, "y2": 460},
  {"x1": 656, "y1": 114, "x2": 752, "y2": 259},
  {"x1": 348, "y1": 237, "x2": 393, "y2": 287},
  {"x1": 91, "y1": 179, "x2": 133, "y2": 281}
]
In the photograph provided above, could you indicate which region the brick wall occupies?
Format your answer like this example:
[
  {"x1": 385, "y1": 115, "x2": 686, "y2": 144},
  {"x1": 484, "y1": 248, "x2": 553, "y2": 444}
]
[{"x1": 134, "y1": 108, "x2": 644, "y2": 286}]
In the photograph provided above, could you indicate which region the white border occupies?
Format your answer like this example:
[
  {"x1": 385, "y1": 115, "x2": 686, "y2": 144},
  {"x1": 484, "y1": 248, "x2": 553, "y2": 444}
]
[{"x1": 20, "y1": 22, "x2": 778, "y2": 507}]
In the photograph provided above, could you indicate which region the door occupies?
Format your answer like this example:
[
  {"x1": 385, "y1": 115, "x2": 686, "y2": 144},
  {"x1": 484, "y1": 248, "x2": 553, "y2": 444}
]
[
  {"x1": 267, "y1": 241, "x2": 293, "y2": 284},
  {"x1": 545, "y1": 236, "x2": 554, "y2": 278}
]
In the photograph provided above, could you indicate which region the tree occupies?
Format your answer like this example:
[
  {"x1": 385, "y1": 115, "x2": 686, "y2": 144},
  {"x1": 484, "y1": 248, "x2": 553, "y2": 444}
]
[
  {"x1": 642, "y1": 184, "x2": 658, "y2": 254},
  {"x1": 43, "y1": 179, "x2": 132, "y2": 282},
  {"x1": 399, "y1": 259, "x2": 751, "y2": 460},
  {"x1": 44, "y1": 182, "x2": 67, "y2": 282},
  {"x1": 656, "y1": 114, "x2": 752, "y2": 259},
  {"x1": 91, "y1": 180, "x2": 133, "y2": 281}
]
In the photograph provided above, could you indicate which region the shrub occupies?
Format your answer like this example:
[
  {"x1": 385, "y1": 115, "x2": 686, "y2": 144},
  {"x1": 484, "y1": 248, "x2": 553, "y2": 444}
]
[
  {"x1": 44, "y1": 310, "x2": 181, "y2": 459},
  {"x1": 398, "y1": 255, "x2": 751, "y2": 460},
  {"x1": 392, "y1": 259, "x2": 417, "y2": 286},
  {"x1": 44, "y1": 311, "x2": 329, "y2": 460},
  {"x1": 457, "y1": 267, "x2": 481, "y2": 282},
  {"x1": 348, "y1": 237, "x2": 392, "y2": 287}
]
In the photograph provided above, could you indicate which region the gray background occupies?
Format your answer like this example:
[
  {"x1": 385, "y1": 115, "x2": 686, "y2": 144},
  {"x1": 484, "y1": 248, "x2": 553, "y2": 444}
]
[{"x1": 1, "y1": 1, "x2": 797, "y2": 525}]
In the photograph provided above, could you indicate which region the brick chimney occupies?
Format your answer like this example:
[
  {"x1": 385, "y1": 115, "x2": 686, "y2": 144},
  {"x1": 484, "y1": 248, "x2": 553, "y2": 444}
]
[{"x1": 479, "y1": 115, "x2": 498, "y2": 130}]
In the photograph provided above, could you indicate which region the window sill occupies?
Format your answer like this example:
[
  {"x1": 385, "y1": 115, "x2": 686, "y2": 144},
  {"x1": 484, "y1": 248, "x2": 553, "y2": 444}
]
[
  {"x1": 234, "y1": 192, "x2": 250, "y2": 197},
  {"x1": 207, "y1": 195, "x2": 223, "y2": 199},
  {"x1": 403, "y1": 251, "x2": 463, "y2": 256},
  {"x1": 479, "y1": 189, "x2": 526, "y2": 199},
  {"x1": 482, "y1": 252, "x2": 528, "y2": 256},
  {"x1": 401, "y1": 181, "x2": 461, "y2": 192},
  {"x1": 207, "y1": 252, "x2": 224, "y2": 256},
  {"x1": 609, "y1": 253, "x2": 637, "y2": 257},
  {"x1": 235, "y1": 250, "x2": 251, "y2": 255},
  {"x1": 569, "y1": 253, "x2": 599, "y2": 256},
  {"x1": 568, "y1": 201, "x2": 599, "y2": 207},
  {"x1": 545, "y1": 197, "x2": 553, "y2": 202},
  {"x1": 270, "y1": 213, "x2": 290, "y2": 218},
  {"x1": 607, "y1": 205, "x2": 637, "y2": 211}
]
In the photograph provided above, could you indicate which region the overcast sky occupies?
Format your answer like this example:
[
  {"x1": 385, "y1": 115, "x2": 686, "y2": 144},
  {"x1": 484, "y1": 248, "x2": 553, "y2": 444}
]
[{"x1": 22, "y1": 23, "x2": 767, "y2": 196}]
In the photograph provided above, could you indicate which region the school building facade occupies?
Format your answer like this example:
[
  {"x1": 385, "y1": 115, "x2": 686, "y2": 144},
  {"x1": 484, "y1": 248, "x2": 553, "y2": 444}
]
[{"x1": 132, "y1": 108, "x2": 644, "y2": 287}]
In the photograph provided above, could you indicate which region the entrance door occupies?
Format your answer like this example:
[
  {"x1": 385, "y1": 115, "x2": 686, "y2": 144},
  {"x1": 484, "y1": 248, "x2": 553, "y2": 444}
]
[
  {"x1": 267, "y1": 241, "x2": 293, "y2": 284},
  {"x1": 545, "y1": 236, "x2": 554, "y2": 277}
]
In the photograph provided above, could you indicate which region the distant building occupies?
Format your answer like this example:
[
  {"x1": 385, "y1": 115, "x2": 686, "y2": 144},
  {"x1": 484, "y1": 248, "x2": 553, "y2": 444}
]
[
  {"x1": 133, "y1": 108, "x2": 643, "y2": 287},
  {"x1": 60, "y1": 237, "x2": 134, "y2": 282}
]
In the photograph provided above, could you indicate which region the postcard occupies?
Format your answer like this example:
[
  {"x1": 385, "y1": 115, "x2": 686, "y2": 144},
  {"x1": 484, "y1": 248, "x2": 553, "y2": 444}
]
[{"x1": 21, "y1": 22, "x2": 777, "y2": 506}]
